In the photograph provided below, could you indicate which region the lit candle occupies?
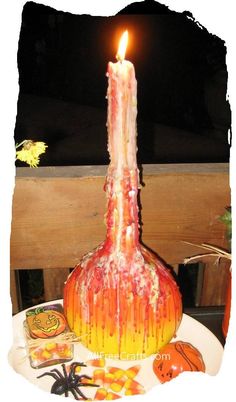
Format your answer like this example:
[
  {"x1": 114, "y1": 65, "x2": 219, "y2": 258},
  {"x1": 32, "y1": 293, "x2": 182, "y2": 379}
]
[
  {"x1": 105, "y1": 31, "x2": 139, "y2": 253},
  {"x1": 106, "y1": 31, "x2": 137, "y2": 173}
]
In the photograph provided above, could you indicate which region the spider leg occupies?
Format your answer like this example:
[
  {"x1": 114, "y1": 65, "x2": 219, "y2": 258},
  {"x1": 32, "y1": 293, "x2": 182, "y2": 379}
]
[
  {"x1": 76, "y1": 375, "x2": 99, "y2": 388},
  {"x1": 51, "y1": 368, "x2": 65, "y2": 379},
  {"x1": 79, "y1": 383, "x2": 99, "y2": 388},
  {"x1": 70, "y1": 388, "x2": 80, "y2": 400},
  {"x1": 61, "y1": 363, "x2": 68, "y2": 380},
  {"x1": 71, "y1": 362, "x2": 87, "y2": 369},
  {"x1": 37, "y1": 372, "x2": 59, "y2": 381},
  {"x1": 77, "y1": 375, "x2": 92, "y2": 380},
  {"x1": 69, "y1": 362, "x2": 87, "y2": 382},
  {"x1": 74, "y1": 386, "x2": 88, "y2": 400}
]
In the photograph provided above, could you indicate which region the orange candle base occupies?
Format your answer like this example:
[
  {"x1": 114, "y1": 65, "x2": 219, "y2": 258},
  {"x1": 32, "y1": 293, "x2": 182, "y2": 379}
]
[{"x1": 64, "y1": 242, "x2": 182, "y2": 359}]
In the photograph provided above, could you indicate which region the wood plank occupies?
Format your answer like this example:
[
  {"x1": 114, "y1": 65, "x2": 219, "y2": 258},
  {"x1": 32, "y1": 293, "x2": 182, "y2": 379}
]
[
  {"x1": 140, "y1": 169, "x2": 230, "y2": 265},
  {"x1": 15, "y1": 163, "x2": 229, "y2": 178},
  {"x1": 10, "y1": 163, "x2": 230, "y2": 270},
  {"x1": 10, "y1": 270, "x2": 22, "y2": 314},
  {"x1": 43, "y1": 268, "x2": 70, "y2": 301},
  {"x1": 200, "y1": 260, "x2": 231, "y2": 306},
  {"x1": 11, "y1": 175, "x2": 106, "y2": 269}
]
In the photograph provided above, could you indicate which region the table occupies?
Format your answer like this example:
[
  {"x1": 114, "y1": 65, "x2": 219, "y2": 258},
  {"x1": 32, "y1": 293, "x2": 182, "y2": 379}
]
[
  {"x1": 9, "y1": 300, "x2": 224, "y2": 399},
  {"x1": 184, "y1": 306, "x2": 225, "y2": 346}
]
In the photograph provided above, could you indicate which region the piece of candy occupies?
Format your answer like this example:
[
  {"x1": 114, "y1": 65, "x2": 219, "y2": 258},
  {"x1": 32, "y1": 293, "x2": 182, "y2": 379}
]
[
  {"x1": 86, "y1": 358, "x2": 106, "y2": 367},
  {"x1": 125, "y1": 365, "x2": 141, "y2": 379},
  {"x1": 30, "y1": 348, "x2": 42, "y2": 360},
  {"x1": 107, "y1": 367, "x2": 125, "y2": 380},
  {"x1": 66, "y1": 363, "x2": 82, "y2": 374},
  {"x1": 94, "y1": 388, "x2": 107, "y2": 400},
  {"x1": 93, "y1": 369, "x2": 105, "y2": 386},
  {"x1": 105, "y1": 392, "x2": 121, "y2": 400},
  {"x1": 57, "y1": 344, "x2": 70, "y2": 357},
  {"x1": 75, "y1": 365, "x2": 81, "y2": 373},
  {"x1": 45, "y1": 342, "x2": 57, "y2": 351},
  {"x1": 103, "y1": 373, "x2": 115, "y2": 388},
  {"x1": 125, "y1": 389, "x2": 145, "y2": 396},
  {"x1": 124, "y1": 379, "x2": 144, "y2": 392},
  {"x1": 153, "y1": 341, "x2": 206, "y2": 383},
  {"x1": 41, "y1": 350, "x2": 52, "y2": 359},
  {"x1": 110, "y1": 376, "x2": 126, "y2": 393}
]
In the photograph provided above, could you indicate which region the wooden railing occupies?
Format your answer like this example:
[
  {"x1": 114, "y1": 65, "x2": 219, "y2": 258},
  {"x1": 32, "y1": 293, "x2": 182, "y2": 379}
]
[{"x1": 10, "y1": 163, "x2": 230, "y2": 314}]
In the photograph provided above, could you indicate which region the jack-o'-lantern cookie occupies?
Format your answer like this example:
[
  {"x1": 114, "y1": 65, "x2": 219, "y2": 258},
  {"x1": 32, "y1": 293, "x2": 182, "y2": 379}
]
[
  {"x1": 26, "y1": 306, "x2": 66, "y2": 339},
  {"x1": 153, "y1": 341, "x2": 205, "y2": 383}
]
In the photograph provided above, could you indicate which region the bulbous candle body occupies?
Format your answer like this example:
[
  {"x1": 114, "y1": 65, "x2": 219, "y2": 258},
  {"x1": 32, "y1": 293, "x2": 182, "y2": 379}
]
[{"x1": 64, "y1": 58, "x2": 182, "y2": 359}]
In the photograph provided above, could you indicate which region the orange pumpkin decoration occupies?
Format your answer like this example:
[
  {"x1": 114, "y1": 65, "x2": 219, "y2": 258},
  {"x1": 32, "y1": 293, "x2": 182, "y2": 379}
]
[
  {"x1": 26, "y1": 307, "x2": 66, "y2": 339},
  {"x1": 153, "y1": 341, "x2": 205, "y2": 383}
]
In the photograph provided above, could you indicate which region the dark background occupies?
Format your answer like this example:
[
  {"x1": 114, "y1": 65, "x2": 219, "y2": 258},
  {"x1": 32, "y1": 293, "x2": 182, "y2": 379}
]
[
  {"x1": 14, "y1": 0, "x2": 231, "y2": 166},
  {"x1": 15, "y1": 1, "x2": 231, "y2": 310}
]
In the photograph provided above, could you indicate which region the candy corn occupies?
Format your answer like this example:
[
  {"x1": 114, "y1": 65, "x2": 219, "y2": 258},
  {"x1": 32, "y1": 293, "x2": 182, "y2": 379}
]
[
  {"x1": 125, "y1": 389, "x2": 145, "y2": 396},
  {"x1": 66, "y1": 364, "x2": 81, "y2": 374},
  {"x1": 107, "y1": 367, "x2": 125, "y2": 380},
  {"x1": 86, "y1": 358, "x2": 105, "y2": 368},
  {"x1": 91, "y1": 365, "x2": 145, "y2": 398},
  {"x1": 125, "y1": 365, "x2": 141, "y2": 379},
  {"x1": 103, "y1": 373, "x2": 115, "y2": 388},
  {"x1": 94, "y1": 388, "x2": 107, "y2": 400},
  {"x1": 45, "y1": 342, "x2": 57, "y2": 351},
  {"x1": 124, "y1": 378, "x2": 144, "y2": 392},
  {"x1": 110, "y1": 376, "x2": 126, "y2": 393},
  {"x1": 93, "y1": 369, "x2": 105, "y2": 386},
  {"x1": 105, "y1": 392, "x2": 121, "y2": 400},
  {"x1": 41, "y1": 350, "x2": 52, "y2": 359}
]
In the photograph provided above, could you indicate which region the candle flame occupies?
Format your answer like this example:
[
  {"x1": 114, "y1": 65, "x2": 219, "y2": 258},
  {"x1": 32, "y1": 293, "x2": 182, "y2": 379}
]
[{"x1": 116, "y1": 30, "x2": 128, "y2": 62}]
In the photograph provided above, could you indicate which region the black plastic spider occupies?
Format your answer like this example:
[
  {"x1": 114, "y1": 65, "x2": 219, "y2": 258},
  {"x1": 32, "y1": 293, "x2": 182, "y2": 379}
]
[{"x1": 37, "y1": 362, "x2": 99, "y2": 400}]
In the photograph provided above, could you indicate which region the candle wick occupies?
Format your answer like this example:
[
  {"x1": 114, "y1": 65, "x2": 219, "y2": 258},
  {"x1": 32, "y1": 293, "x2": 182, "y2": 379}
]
[{"x1": 116, "y1": 54, "x2": 123, "y2": 63}]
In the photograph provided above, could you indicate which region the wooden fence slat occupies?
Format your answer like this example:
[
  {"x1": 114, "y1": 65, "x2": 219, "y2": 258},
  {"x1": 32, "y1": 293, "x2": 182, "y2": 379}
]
[
  {"x1": 10, "y1": 163, "x2": 230, "y2": 269},
  {"x1": 10, "y1": 163, "x2": 230, "y2": 309},
  {"x1": 200, "y1": 259, "x2": 231, "y2": 306},
  {"x1": 43, "y1": 268, "x2": 70, "y2": 301},
  {"x1": 10, "y1": 270, "x2": 22, "y2": 314}
]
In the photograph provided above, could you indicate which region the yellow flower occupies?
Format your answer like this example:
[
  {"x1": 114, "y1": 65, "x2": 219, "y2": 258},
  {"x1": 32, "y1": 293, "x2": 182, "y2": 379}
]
[{"x1": 16, "y1": 140, "x2": 47, "y2": 168}]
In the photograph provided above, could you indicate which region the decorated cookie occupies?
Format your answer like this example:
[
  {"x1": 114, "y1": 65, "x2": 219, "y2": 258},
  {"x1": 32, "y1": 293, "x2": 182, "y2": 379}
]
[
  {"x1": 26, "y1": 306, "x2": 66, "y2": 338},
  {"x1": 153, "y1": 341, "x2": 205, "y2": 383},
  {"x1": 24, "y1": 304, "x2": 73, "y2": 368}
]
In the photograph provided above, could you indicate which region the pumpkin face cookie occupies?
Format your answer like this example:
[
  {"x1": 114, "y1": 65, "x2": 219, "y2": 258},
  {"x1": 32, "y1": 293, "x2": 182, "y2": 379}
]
[
  {"x1": 153, "y1": 341, "x2": 205, "y2": 383},
  {"x1": 26, "y1": 307, "x2": 66, "y2": 338}
]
